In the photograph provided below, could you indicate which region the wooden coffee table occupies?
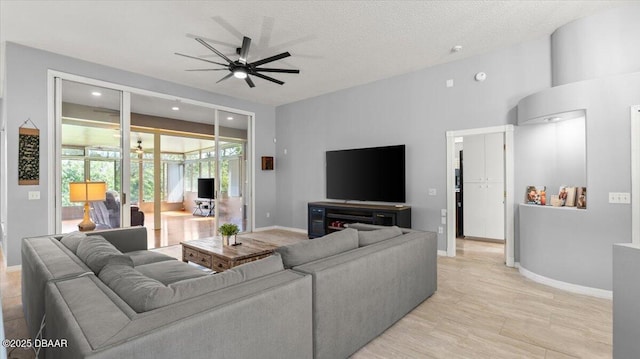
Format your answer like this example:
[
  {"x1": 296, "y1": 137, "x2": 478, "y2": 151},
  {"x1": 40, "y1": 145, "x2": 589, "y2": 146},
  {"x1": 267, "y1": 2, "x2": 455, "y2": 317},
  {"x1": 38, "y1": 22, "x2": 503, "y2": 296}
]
[{"x1": 181, "y1": 237, "x2": 278, "y2": 272}]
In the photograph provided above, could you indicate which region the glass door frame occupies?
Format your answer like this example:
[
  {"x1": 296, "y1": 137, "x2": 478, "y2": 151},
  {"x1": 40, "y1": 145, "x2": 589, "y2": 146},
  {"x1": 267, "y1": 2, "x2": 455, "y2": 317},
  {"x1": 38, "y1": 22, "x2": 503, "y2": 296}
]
[
  {"x1": 53, "y1": 77, "x2": 131, "y2": 232},
  {"x1": 49, "y1": 70, "x2": 255, "y2": 234}
]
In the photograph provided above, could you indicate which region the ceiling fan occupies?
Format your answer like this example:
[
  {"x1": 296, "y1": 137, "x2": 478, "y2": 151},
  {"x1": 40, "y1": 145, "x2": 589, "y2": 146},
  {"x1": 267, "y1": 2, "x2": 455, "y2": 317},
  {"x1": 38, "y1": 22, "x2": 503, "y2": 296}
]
[{"x1": 176, "y1": 36, "x2": 300, "y2": 88}]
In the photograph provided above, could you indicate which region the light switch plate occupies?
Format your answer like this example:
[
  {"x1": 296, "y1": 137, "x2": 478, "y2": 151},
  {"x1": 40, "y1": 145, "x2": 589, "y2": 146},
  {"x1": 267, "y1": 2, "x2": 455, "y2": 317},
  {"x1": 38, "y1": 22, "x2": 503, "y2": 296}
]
[{"x1": 28, "y1": 191, "x2": 40, "y2": 200}]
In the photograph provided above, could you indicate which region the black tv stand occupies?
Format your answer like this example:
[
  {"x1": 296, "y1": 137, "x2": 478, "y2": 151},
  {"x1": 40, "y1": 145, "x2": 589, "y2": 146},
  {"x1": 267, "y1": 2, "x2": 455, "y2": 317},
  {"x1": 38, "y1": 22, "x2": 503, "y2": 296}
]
[
  {"x1": 193, "y1": 198, "x2": 215, "y2": 217},
  {"x1": 308, "y1": 201, "x2": 412, "y2": 239}
]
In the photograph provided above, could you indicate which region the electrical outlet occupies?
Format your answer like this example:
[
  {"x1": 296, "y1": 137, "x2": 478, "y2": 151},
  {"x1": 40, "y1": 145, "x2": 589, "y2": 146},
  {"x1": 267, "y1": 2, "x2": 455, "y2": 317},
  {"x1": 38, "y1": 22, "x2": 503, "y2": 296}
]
[
  {"x1": 266, "y1": 212, "x2": 271, "y2": 218},
  {"x1": 438, "y1": 226, "x2": 444, "y2": 234},
  {"x1": 28, "y1": 191, "x2": 40, "y2": 200},
  {"x1": 609, "y1": 192, "x2": 631, "y2": 204},
  {"x1": 440, "y1": 209, "x2": 447, "y2": 216},
  {"x1": 428, "y1": 188, "x2": 437, "y2": 196},
  {"x1": 441, "y1": 217, "x2": 446, "y2": 224},
  {"x1": 446, "y1": 79, "x2": 454, "y2": 88},
  {"x1": 619, "y1": 192, "x2": 631, "y2": 204}
]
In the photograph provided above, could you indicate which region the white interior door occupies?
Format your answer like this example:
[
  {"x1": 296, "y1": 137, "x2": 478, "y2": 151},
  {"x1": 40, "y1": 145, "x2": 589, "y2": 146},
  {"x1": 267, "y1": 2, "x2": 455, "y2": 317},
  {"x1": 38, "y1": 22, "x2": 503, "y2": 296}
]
[
  {"x1": 462, "y1": 135, "x2": 485, "y2": 182},
  {"x1": 462, "y1": 132, "x2": 505, "y2": 240},
  {"x1": 485, "y1": 133, "x2": 505, "y2": 182},
  {"x1": 485, "y1": 182, "x2": 505, "y2": 239}
]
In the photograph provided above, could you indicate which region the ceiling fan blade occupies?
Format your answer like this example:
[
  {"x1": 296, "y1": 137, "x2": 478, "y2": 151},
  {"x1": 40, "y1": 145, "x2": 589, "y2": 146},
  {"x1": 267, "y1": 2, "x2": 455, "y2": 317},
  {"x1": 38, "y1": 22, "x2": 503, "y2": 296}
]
[
  {"x1": 195, "y1": 38, "x2": 233, "y2": 64},
  {"x1": 216, "y1": 72, "x2": 234, "y2": 83},
  {"x1": 254, "y1": 68, "x2": 300, "y2": 74},
  {"x1": 175, "y1": 53, "x2": 228, "y2": 67},
  {"x1": 249, "y1": 52, "x2": 291, "y2": 67},
  {"x1": 252, "y1": 72, "x2": 284, "y2": 85},
  {"x1": 239, "y1": 36, "x2": 251, "y2": 63},
  {"x1": 185, "y1": 68, "x2": 229, "y2": 71},
  {"x1": 245, "y1": 76, "x2": 255, "y2": 88}
]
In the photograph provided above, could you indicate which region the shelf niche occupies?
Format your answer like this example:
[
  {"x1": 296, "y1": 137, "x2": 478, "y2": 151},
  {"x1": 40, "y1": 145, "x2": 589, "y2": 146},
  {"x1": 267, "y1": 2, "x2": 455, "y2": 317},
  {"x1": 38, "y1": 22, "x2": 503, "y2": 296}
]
[{"x1": 516, "y1": 109, "x2": 586, "y2": 205}]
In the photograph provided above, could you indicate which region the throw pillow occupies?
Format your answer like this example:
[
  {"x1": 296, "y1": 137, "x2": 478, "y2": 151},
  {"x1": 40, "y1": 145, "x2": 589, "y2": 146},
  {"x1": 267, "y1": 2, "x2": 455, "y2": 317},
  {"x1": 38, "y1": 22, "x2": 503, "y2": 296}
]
[
  {"x1": 358, "y1": 226, "x2": 403, "y2": 246},
  {"x1": 77, "y1": 235, "x2": 132, "y2": 274},
  {"x1": 275, "y1": 228, "x2": 358, "y2": 268},
  {"x1": 60, "y1": 231, "x2": 87, "y2": 254}
]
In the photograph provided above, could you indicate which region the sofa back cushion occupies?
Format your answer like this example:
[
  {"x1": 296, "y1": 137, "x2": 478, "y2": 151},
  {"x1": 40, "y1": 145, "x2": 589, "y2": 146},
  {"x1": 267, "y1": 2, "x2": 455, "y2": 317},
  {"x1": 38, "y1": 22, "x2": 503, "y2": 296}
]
[
  {"x1": 77, "y1": 235, "x2": 133, "y2": 274},
  {"x1": 99, "y1": 264, "x2": 176, "y2": 312},
  {"x1": 358, "y1": 226, "x2": 403, "y2": 246},
  {"x1": 275, "y1": 228, "x2": 358, "y2": 268},
  {"x1": 99, "y1": 253, "x2": 285, "y2": 313},
  {"x1": 60, "y1": 231, "x2": 87, "y2": 254},
  {"x1": 230, "y1": 252, "x2": 285, "y2": 280}
]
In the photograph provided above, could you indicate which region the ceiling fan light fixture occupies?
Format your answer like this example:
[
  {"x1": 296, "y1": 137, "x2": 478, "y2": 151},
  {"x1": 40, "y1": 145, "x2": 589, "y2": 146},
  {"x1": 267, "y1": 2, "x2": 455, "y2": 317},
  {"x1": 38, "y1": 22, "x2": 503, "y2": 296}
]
[
  {"x1": 179, "y1": 35, "x2": 298, "y2": 87},
  {"x1": 233, "y1": 68, "x2": 248, "y2": 79}
]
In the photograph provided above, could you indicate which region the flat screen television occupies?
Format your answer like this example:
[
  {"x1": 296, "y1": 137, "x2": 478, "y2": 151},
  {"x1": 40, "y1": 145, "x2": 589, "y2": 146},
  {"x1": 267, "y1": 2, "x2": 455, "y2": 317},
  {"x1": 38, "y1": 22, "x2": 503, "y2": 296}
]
[
  {"x1": 197, "y1": 178, "x2": 215, "y2": 199},
  {"x1": 326, "y1": 145, "x2": 405, "y2": 203}
]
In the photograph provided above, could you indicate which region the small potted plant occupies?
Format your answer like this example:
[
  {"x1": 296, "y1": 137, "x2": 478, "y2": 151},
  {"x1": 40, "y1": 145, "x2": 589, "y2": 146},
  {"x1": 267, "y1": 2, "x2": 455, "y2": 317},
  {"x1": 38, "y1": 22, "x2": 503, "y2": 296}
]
[{"x1": 219, "y1": 223, "x2": 239, "y2": 246}]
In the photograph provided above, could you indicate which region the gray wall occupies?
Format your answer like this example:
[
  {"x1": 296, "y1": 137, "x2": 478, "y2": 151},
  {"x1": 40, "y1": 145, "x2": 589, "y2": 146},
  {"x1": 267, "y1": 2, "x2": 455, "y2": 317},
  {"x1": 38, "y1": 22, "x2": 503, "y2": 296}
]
[
  {"x1": 514, "y1": 6, "x2": 640, "y2": 291},
  {"x1": 1, "y1": 42, "x2": 276, "y2": 266},
  {"x1": 551, "y1": 5, "x2": 640, "y2": 86},
  {"x1": 275, "y1": 37, "x2": 551, "y2": 250},
  {"x1": 516, "y1": 72, "x2": 639, "y2": 290}
]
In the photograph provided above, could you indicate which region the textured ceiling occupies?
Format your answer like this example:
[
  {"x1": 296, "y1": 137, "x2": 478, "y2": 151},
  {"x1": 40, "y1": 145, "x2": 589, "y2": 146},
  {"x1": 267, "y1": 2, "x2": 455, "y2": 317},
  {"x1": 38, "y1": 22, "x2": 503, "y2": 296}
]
[{"x1": 0, "y1": 1, "x2": 636, "y2": 106}]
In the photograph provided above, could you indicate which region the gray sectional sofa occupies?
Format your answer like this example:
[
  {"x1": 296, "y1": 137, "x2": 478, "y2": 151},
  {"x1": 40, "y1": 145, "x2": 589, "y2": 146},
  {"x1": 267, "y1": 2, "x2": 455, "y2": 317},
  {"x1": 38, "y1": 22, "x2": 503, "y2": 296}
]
[
  {"x1": 276, "y1": 224, "x2": 438, "y2": 359},
  {"x1": 22, "y1": 227, "x2": 312, "y2": 359},
  {"x1": 22, "y1": 224, "x2": 437, "y2": 359}
]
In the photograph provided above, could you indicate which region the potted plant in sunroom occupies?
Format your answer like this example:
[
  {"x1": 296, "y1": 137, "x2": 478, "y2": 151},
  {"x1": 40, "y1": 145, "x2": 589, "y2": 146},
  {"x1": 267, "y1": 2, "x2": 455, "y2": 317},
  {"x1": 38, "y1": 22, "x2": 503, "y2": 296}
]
[{"x1": 219, "y1": 223, "x2": 240, "y2": 246}]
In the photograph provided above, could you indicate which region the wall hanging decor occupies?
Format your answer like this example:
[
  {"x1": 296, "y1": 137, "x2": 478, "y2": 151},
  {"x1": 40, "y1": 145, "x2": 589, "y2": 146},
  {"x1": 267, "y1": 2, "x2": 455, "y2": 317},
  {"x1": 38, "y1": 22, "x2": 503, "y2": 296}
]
[
  {"x1": 261, "y1": 156, "x2": 274, "y2": 170},
  {"x1": 18, "y1": 119, "x2": 40, "y2": 185}
]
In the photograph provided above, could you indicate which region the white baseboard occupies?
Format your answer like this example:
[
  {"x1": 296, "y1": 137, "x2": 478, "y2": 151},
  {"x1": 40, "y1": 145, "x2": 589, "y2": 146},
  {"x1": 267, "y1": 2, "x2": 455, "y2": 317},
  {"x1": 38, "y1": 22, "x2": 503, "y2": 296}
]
[
  {"x1": 437, "y1": 250, "x2": 448, "y2": 256},
  {"x1": 6, "y1": 264, "x2": 21, "y2": 273},
  {"x1": 518, "y1": 265, "x2": 612, "y2": 299},
  {"x1": 253, "y1": 226, "x2": 308, "y2": 235}
]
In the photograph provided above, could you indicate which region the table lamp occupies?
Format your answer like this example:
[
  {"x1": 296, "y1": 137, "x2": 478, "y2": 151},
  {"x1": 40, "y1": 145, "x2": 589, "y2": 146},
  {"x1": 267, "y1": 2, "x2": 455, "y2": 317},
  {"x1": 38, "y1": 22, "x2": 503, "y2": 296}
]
[{"x1": 69, "y1": 181, "x2": 107, "y2": 231}]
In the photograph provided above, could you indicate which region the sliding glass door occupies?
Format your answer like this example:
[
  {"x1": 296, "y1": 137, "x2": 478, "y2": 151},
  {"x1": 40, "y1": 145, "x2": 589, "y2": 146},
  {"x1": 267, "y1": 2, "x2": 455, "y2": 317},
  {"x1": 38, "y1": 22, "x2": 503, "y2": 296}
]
[
  {"x1": 53, "y1": 74, "x2": 254, "y2": 245},
  {"x1": 56, "y1": 79, "x2": 130, "y2": 233}
]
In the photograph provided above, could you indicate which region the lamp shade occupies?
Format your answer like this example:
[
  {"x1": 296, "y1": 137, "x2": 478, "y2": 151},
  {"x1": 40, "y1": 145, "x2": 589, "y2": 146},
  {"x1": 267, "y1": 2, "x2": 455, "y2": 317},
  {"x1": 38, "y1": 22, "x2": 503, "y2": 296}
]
[{"x1": 69, "y1": 181, "x2": 107, "y2": 202}]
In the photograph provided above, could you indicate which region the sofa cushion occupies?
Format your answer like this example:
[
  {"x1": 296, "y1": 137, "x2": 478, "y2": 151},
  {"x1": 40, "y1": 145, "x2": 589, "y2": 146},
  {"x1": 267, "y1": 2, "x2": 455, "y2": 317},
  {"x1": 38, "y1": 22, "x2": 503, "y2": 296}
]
[
  {"x1": 99, "y1": 263, "x2": 175, "y2": 312},
  {"x1": 275, "y1": 228, "x2": 358, "y2": 268},
  {"x1": 231, "y1": 252, "x2": 284, "y2": 281},
  {"x1": 358, "y1": 226, "x2": 403, "y2": 246},
  {"x1": 99, "y1": 254, "x2": 286, "y2": 313},
  {"x1": 125, "y1": 250, "x2": 176, "y2": 266},
  {"x1": 77, "y1": 235, "x2": 133, "y2": 274},
  {"x1": 165, "y1": 255, "x2": 285, "y2": 304},
  {"x1": 60, "y1": 231, "x2": 87, "y2": 254},
  {"x1": 136, "y1": 260, "x2": 209, "y2": 285}
]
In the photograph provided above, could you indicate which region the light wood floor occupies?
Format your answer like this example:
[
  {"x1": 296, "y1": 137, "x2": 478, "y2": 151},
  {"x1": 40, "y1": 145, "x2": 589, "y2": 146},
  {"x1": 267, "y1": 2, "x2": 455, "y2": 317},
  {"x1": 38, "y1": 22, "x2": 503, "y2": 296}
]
[
  {"x1": 1, "y1": 226, "x2": 612, "y2": 359},
  {"x1": 63, "y1": 210, "x2": 242, "y2": 249}
]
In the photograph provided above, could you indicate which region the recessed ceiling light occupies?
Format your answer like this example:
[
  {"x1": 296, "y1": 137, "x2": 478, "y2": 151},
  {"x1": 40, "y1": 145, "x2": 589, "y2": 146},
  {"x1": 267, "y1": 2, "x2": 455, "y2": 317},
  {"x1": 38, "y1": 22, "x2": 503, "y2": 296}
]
[
  {"x1": 172, "y1": 106, "x2": 180, "y2": 111},
  {"x1": 91, "y1": 91, "x2": 102, "y2": 97},
  {"x1": 227, "y1": 116, "x2": 233, "y2": 120}
]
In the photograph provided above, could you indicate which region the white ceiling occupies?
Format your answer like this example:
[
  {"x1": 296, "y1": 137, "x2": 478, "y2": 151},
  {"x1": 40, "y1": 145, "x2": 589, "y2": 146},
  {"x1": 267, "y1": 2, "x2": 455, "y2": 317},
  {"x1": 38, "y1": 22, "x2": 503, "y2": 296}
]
[{"x1": 0, "y1": 1, "x2": 636, "y2": 106}]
